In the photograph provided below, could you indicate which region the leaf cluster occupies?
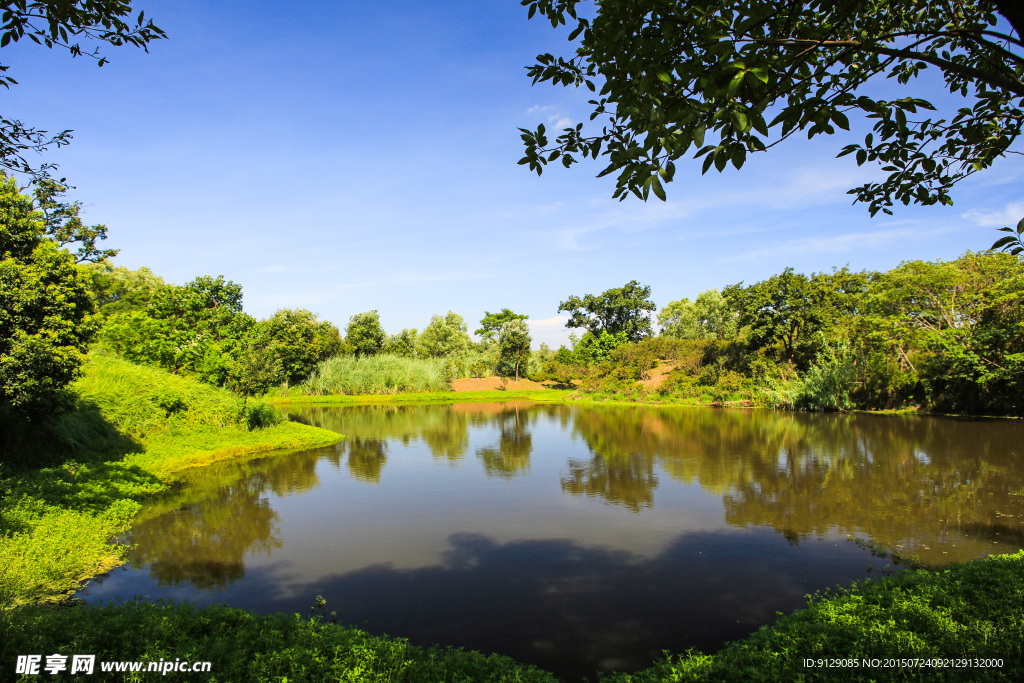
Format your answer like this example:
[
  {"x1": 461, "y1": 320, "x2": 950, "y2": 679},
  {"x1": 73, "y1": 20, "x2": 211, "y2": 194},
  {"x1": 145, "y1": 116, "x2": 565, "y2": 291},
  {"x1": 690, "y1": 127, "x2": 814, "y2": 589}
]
[{"x1": 519, "y1": 0, "x2": 1023, "y2": 215}]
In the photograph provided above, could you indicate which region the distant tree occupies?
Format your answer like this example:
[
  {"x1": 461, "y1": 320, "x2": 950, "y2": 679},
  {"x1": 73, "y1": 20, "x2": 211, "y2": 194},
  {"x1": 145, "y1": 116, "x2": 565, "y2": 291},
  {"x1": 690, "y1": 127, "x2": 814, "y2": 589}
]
[
  {"x1": 383, "y1": 328, "x2": 418, "y2": 357},
  {"x1": 417, "y1": 311, "x2": 472, "y2": 358},
  {"x1": 78, "y1": 262, "x2": 165, "y2": 318},
  {"x1": 261, "y1": 309, "x2": 342, "y2": 385},
  {"x1": 227, "y1": 325, "x2": 285, "y2": 400},
  {"x1": 859, "y1": 252, "x2": 1023, "y2": 414},
  {"x1": 345, "y1": 310, "x2": 386, "y2": 357},
  {"x1": 477, "y1": 309, "x2": 529, "y2": 343},
  {"x1": 0, "y1": 174, "x2": 96, "y2": 419},
  {"x1": 497, "y1": 319, "x2": 532, "y2": 381},
  {"x1": 559, "y1": 280, "x2": 655, "y2": 342},
  {"x1": 724, "y1": 267, "x2": 867, "y2": 366},
  {"x1": 0, "y1": 1, "x2": 165, "y2": 179},
  {"x1": 658, "y1": 289, "x2": 738, "y2": 340}
]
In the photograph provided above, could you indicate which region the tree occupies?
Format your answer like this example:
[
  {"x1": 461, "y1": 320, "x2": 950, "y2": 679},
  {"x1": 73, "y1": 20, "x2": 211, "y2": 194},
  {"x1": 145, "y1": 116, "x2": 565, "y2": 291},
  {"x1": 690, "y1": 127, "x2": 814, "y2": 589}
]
[
  {"x1": 724, "y1": 267, "x2": 866, "y2": 366},
  {"x1": 345, "y1": 310, "x2": 386, "y2": 357},
  {"x1": 0, "y1": 174, "x2": 95, "y2": 418},
  {"x1": 477, "y1": 308, "x2": 529, "y2": 343},
  {"x1": 33, "y1": 177, "x2": 117, "y2": 262},
  {"x1": 382, "y1": 328, "x2": 418, "y2": 357},
  {"x1": 518, "y1": 0, "x2": 1023, "y2": 238},
  {"x1": 857, "y1": 251, "x2": 1023, "y2": 414},
  {"x1": 558, "y1": 280, "x2": 655, "y2": 342},
  {"x1": 658, "y1": 288, "x2": 738, "y2": 340},
  {"x1": 261, "y1": 308, "x2": 341, "y2": 385},
  {"x1": 78, "y1": 261, "x2": 165, "y2": 318},
  {"x1": 417, "y1": 311, "x2": 472, "y2": 358},
  {"x1": 497, "y1": 319, "x2": 532, "y2": 381},
  {"x1": 0, "y1": 1, "x2": 165, "y2": 179},
  {"x1": 100, "y1": 274, "x2": 255, "y2": 385}
]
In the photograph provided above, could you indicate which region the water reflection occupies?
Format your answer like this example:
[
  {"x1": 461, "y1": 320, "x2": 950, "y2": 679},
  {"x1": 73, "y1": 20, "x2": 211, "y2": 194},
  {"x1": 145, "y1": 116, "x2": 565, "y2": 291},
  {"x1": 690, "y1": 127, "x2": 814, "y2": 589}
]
[
  {"x1": 561, "y1": 406, "x2": 1024, "y2": 564},
  {"x1": 477, "y1": 405, "x2": 533, "y2": 479},
  {"x1": 105, "y1": 403, "x2": 1024, "y2": 667}
]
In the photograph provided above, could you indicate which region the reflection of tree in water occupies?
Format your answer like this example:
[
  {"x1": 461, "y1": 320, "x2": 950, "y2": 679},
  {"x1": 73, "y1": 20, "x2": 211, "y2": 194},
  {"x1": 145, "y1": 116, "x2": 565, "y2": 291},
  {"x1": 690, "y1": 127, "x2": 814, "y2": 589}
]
[
  {"x1": 477, "y1": 406, "x2": 533, "y2": 479},
  {"x1": 124, "y1": 448, "x2": 335, "y2": 590},
  {"x1": 561, "y1": 408, "x2": 659, "y2": 511},
  {"x1": 287, "y1": 404, "x2": 470, "y2": 464},
  {"x1": 564, "y1": 405, "x2": 1024, "y2": 564},
  {"x1": 127, "y1": 479, "x2": 281, "y2": 589},
  {"x1": 345, "y1": 437, "x2": 388, "y2": 483}
]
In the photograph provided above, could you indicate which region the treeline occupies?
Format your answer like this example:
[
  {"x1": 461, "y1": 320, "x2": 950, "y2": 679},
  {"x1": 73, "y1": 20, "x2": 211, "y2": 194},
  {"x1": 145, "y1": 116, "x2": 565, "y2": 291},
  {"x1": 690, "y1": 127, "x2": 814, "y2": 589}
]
[
  {"x1": 549, "y1": 254, "x2": 1023, "y2": 416},
  {"x1": 3, "y1": 171, "x2": 1021, "y2": 420},
  {"x1": 79, "y1": 266, "x2": 538, "y2": 396}
]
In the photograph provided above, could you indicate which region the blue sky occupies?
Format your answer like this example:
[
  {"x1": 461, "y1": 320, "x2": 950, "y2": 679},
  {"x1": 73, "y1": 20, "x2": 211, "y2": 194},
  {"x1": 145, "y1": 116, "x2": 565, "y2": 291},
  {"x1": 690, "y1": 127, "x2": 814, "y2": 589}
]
[{"x1": 5, "y1": 0, "x2": 1021, "y2": 347}]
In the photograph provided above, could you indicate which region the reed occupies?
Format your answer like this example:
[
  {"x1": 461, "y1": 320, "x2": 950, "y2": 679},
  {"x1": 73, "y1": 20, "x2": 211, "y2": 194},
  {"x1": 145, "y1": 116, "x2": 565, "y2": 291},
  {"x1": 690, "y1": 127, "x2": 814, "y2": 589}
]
[{"x1": 292, "y1": 353, "x2": 456, "y2": 395}]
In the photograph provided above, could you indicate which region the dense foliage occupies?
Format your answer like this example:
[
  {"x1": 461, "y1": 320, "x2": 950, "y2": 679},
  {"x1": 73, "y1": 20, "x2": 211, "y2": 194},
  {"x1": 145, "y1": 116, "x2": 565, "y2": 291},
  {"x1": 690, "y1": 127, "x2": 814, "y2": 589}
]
[
  {"x1": 0, "y1": 175, "x2": 95, "y2": 419},
  {"x1": 559, "y1": 279, "x2": 656, "y2": 342},
  {"x1": 553, "y1": 252, "x2": 1023, "y2": 416},
  {"x1": 517, "y1": 0, "x2": 1023, "y2": 225}
]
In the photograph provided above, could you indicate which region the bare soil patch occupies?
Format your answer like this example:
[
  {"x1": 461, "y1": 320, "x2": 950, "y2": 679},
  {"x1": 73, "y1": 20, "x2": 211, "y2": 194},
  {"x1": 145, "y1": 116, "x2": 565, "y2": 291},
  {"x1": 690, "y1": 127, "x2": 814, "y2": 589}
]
[
  {"x1": 639, "y1": 362, "x2": 678, "y2": 390},
  {"x1": 451, "y1": 377, "x2": 552, "y2": 392}
]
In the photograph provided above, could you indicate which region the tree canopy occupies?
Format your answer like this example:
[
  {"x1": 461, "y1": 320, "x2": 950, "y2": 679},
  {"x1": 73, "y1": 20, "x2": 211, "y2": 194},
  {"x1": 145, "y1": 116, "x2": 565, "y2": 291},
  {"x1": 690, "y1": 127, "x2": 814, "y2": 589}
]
[
  {"x1": 0, "y1": 174, "x2": 95, "y2": 418},
  {"x1": 658, "y1": 288, "x2": 738, "y2": 340},
  {"x1": 476, "y1": 309, "x2": 529, "y2": 343},
  {"x1": 345, "y1": 310, "x2": 386, "y2": 357},
  {"x1": 559, "y1": 280, "x2": 656, "y2": 342},
  {"x1": 417, "y1": 311, "x2": 472, "y2": 358},
  {"x1": 518, "y1": 0, "x2": 1023, "y2": 243},
  {"x1": 0, "y1": 1, "x2": 164, "y2": 179}
]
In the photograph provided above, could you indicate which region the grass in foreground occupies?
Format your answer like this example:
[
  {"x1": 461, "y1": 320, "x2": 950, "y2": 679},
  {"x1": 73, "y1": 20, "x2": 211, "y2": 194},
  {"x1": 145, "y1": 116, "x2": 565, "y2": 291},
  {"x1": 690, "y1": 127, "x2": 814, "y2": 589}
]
[{"x1": 0, "y1": 352, "x2": 341, "y2": 609}]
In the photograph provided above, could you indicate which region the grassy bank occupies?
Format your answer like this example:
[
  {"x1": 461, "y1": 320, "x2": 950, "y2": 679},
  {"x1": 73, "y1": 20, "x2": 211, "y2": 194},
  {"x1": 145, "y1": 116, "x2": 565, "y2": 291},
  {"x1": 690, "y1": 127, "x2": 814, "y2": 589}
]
[
  {"x1": 1, "y1": 552, "x2": 1021, "y2": 681},
  {"x1": 0, "y1": 352, "x2": 341, "y2": 609}
]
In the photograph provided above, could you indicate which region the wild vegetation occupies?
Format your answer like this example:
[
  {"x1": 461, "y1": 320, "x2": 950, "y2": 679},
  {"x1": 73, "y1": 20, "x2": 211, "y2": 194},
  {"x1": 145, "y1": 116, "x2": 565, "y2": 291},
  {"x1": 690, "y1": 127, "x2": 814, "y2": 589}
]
[{"x1": 541, "y1": 253, "x2": 1024, "y2": 417}]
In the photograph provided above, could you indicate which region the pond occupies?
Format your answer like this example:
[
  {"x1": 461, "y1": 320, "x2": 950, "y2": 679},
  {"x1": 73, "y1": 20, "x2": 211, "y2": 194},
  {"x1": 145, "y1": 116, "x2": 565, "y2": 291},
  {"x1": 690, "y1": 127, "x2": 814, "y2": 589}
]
[{"x1": 81, "y1": 402, "x2": 1024, "y2": 681}]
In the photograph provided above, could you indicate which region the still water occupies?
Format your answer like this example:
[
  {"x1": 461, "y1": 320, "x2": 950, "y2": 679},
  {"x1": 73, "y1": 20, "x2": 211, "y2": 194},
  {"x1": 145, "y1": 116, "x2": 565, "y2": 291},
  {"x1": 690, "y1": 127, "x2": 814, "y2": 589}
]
[{"x1": 82, "y1": 403, "x2": 1024, "y2": 680}]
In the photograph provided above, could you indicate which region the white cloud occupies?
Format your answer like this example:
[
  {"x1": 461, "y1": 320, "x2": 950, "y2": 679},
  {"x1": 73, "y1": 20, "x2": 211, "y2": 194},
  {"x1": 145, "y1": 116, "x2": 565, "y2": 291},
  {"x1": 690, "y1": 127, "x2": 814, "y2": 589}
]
[
  {"x1": 525, "y1": 104, "x2": 572, "y2": 127},
  {"x1": 961, "y1": 201, "x2": 1024, "y2": 228},
  {"x1": 722, "y1": 223, "x2": 962, "y2": 263},
  {"x1": 528, "y1": 315, "x2": 572, "y2": 349}
]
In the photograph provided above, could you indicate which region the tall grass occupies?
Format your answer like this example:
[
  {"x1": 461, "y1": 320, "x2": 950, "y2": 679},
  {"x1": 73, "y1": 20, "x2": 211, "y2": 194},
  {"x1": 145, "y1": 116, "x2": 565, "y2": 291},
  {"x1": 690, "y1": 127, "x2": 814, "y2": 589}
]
[{"x1": 293, "y1": 353, "x2": 456, "y2": 395}]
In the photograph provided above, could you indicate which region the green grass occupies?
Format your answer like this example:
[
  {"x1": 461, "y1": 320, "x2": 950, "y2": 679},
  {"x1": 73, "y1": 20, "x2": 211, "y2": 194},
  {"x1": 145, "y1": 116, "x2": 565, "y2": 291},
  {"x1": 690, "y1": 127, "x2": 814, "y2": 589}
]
[
  {"x1": 0, "y1": 599, "x2": 558, "y2": 682},
  {"x1": 0, "y1": 351, "x2": 341, "y2": 609},
  {"x1": 289, "y1": 354, "x2": 457, "y2": 396}
]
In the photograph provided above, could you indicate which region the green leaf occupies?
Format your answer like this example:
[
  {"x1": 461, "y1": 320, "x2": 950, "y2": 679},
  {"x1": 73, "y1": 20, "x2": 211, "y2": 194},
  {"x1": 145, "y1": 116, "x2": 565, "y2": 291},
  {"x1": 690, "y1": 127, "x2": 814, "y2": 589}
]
[{"x1": 651, "y1": 175, "x2": 667, "y2": 201}]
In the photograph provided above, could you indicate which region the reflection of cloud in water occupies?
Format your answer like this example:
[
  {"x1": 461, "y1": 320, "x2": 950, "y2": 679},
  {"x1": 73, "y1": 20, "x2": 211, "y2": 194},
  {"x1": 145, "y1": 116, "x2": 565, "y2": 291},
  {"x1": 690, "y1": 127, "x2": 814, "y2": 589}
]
[{"x1": 249, "y1": 529, "x2": 887, "y2": 682}]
